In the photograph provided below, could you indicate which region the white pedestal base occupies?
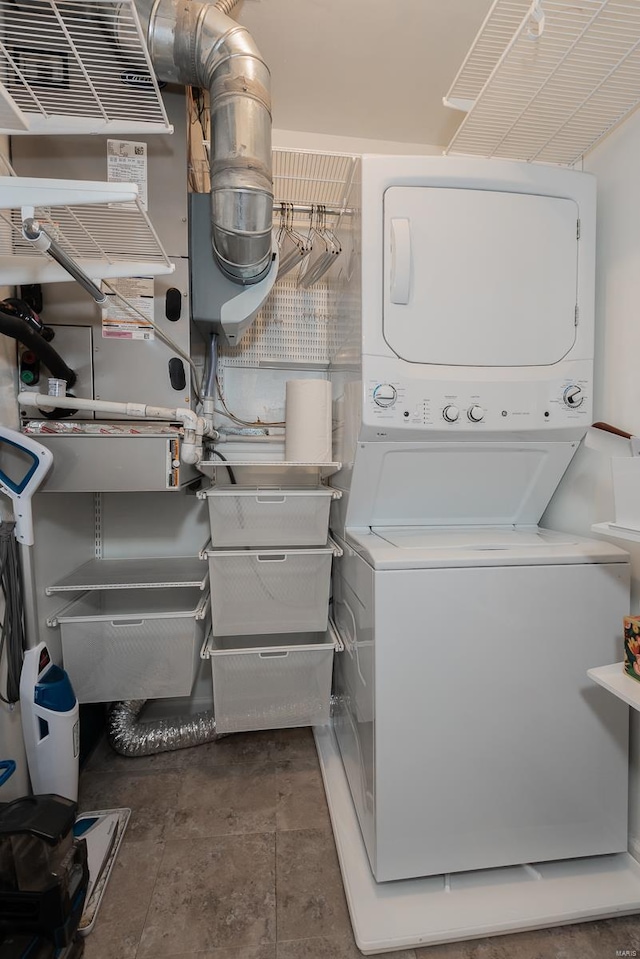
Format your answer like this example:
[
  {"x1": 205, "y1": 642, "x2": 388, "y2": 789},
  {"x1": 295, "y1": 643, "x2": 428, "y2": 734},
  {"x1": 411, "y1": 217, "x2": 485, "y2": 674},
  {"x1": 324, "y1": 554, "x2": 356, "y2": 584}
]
[{"x1": 314, "y1": 725, "x2": 640, "y2": 955}]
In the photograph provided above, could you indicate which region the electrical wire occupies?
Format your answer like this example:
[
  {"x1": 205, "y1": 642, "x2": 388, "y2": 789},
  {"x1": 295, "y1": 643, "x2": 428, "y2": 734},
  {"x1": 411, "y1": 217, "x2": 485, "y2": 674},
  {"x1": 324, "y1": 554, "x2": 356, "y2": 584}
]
[
  {"x1": 208, "y1": 448, "x2": 237, "y2": 485},
  {"x1": 102, "y1": 280, "x2": 203, "y2": 403},
  {"x1": 0, "y1": 524, "x2": 25, "y2": 705},
  {"x1": 215, "y1": 375, "x2": 285, "y2": 428}
]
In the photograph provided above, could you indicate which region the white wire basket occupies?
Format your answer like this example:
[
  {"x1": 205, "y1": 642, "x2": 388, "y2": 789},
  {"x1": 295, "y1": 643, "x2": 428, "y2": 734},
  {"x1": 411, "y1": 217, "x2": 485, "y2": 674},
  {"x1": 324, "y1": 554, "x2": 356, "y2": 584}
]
[
  {"x1": 204, "y1": 620, "x2": 342, "y2": 733},
  {"x1": 445, "y1": 0, "x2": 640, "y2": 166},
  {"x1": 0, "y1": 0, "x2": 171, "y2": 135},
  {"x1": 199, "y1": 486, "x2": 339, "y2": 548}
]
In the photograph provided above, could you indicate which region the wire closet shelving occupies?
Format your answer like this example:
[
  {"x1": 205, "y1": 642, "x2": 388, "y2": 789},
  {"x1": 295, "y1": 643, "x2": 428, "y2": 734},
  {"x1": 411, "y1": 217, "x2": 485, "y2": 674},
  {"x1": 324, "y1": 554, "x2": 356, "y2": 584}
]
[
  {"x1": 0, "y1": 0, "x2": 171, "y2": 135},
  {"x1": 444, "y1": 0, "x2": 640, "y2": 165},
  {"x1": 0, "y1": 172, "x2": 173, "y2": 285}
]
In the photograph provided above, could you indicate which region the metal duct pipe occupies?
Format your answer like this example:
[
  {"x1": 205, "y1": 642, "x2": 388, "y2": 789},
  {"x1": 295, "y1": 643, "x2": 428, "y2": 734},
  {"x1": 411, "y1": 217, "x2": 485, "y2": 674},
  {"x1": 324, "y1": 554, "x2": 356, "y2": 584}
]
[
  {"x1": 107, "y1": 700, "x2": 219, "y2": 756},
  {"x1": 134, "y1": 0, "x2": 273, "y2": 284}
]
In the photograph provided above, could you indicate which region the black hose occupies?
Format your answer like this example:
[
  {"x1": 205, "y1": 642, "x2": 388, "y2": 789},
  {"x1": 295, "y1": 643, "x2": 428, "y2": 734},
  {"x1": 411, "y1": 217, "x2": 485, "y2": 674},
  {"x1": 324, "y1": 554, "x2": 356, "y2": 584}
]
[
  {"x1": 209, "y1": 448, "x2": 237, "y2": 485},
  {"x1": 0, "y1": 307, "x2": 77, "y2": 387},
  {"x1": 0, "y1": 524, "x2": 25, "y2": 705}
]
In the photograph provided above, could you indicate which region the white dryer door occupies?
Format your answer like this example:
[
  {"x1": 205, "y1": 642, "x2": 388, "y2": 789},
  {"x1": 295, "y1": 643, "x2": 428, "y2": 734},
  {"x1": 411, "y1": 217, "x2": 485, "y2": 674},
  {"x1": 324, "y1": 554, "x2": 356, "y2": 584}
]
[{"x1": 383, "y1": 187, "x2": 579, "y2": 367}]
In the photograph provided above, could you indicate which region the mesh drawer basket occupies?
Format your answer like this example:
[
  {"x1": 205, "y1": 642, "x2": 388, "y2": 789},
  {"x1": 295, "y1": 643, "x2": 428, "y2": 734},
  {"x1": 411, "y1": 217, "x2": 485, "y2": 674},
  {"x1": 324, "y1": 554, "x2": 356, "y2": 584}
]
[
  {"x1": 205, "y1": 544, "x2": 335, "y2": 636},
  {"x1": 199, "y1": 486, "x2": 337, "y2": 547},
  {"x1": 50, "y1": 588, "x2": 210, "y2": 703},
  {"x1": 205, "y1": 627, "x2": 340, "y2": 733}
]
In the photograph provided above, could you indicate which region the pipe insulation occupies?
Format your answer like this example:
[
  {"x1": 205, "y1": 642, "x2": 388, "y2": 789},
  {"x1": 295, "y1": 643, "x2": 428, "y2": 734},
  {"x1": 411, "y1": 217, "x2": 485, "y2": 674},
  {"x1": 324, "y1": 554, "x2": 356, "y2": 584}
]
[
  {"x1": 107, "y1": 700, "x2": 218, "y2": 756},
  {"x1": 134, "y1": 0, "x2": 273, "y2": 284}
]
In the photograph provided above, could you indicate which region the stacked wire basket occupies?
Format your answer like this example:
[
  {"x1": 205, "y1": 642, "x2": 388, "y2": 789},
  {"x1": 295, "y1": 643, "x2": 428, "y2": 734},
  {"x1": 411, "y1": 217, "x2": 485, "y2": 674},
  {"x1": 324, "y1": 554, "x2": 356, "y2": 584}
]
[{"x1": 199, "y1": 484, "x2": 342, "y2": 733}]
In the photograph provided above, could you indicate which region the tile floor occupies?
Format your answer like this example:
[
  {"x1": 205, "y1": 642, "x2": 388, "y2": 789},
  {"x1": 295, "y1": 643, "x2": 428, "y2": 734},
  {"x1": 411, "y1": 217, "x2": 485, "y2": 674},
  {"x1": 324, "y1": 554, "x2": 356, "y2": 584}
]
[{"x1": 80, "y1": 727, "x2": 640, "y2": 959}]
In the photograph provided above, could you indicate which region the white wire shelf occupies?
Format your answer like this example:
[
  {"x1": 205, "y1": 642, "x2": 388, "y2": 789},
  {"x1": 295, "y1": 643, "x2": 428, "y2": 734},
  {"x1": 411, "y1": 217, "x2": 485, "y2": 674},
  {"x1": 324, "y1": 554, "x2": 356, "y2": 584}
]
[
  {"x1": 46, "y1": 557, "x2": 209, "y2": 594},
  {"x1": 444, "y1": 0, "x2": 640, "y2": 166},
  {"x1": 0, "y1": 174, "x2": 174, "y2": 284},
  {"x1": 0, "y1": 0, "x2": 171, "y2": 135},
  {"x1": 273, "y1": 150, "x2": 358, "y2": 211}
]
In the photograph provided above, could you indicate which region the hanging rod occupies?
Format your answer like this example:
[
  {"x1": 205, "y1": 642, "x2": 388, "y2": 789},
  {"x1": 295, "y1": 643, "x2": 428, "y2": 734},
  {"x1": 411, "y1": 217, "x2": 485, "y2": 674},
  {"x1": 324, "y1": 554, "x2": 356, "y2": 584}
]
[{"x1": 273, "y1": 202, "x2": 354, "y2": 217}]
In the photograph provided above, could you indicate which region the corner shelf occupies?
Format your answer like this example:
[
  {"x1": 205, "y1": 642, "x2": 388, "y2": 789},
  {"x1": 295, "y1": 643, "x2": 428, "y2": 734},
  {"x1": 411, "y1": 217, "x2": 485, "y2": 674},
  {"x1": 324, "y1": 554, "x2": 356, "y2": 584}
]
[
  {"x1": 0, "y1": 0, "x2": 172, "y2": 136},
  {"x1": 588, "y1": 663, "x2": 640, "y2": 712},
  {"x1": 444, "y1": 0, "x2": 640, "y2": 165},
  {"x1": 591, "y1": 522, "x2": 640, "y2": 545},
  {"x1": 0, "y1": 174, "x2": 174, "y2": 285}
]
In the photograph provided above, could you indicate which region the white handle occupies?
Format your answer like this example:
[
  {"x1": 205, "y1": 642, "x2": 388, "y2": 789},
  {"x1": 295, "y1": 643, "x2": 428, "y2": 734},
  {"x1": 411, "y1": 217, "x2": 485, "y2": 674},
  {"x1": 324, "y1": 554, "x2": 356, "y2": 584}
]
[
  {"x1": 390, "y1": 217, "x2": 411, "y2": 305},
  {"x1": 255, "y1": 494, "x2": 286, "y2": 504},
  {"x1": 111, "y1": 619, "x2": 145, "y2": 627},
  {"x1": 259, "y1": 650, "x2": 289, "y2": 658},
  {"x1": 256, "y1": 554, "x2": 287, "y2": 563}
]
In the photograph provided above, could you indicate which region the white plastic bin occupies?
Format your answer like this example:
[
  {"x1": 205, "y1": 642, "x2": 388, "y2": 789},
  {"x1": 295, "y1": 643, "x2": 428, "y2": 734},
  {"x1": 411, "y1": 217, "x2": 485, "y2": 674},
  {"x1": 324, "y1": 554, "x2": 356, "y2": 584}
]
[
  {"x1": 205, "y1": 626, "x2": 340, "y2": 733},
  {"x1": 198, "y1": 486, "x2": 337, "y2": 547},
  {"x1": 205, "y1": 543, "x2": 336, "y2": 636},
  {"x1": 50, "y1": 588, "x2": 210, "y2": 703}
]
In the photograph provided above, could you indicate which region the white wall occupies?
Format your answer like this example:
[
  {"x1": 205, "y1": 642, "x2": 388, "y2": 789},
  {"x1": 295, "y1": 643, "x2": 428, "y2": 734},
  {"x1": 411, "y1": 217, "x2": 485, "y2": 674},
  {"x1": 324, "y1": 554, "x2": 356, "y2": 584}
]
[
  {"x1": 273, "y1": 128, "x2": 442, "y2": 156},
  {"x1": 542, "y1": 108, "x2": 640, "y2": 851}
]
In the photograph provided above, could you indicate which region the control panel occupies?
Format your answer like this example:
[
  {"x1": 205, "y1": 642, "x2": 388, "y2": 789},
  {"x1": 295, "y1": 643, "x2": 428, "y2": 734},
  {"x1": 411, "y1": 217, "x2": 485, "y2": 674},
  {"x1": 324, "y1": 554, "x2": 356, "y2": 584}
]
[{"x1": 364, "y1": 375, "x2": 592, "y2": 432}]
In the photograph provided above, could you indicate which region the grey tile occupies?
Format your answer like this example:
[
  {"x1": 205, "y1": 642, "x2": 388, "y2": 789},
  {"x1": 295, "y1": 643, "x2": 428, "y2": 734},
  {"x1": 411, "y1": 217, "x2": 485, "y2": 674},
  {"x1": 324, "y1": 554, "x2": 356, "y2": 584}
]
[
  {"x1": 414, "y1": 924, "x2": 602, "y2": 959},
  {"x1": 276, "y1": 827, "x2": 350, "y2": 941},
  {"x1": 137, "y1": 833, "x2": 276, "y2": 956},
  {"x1": 81, "y1": 840, "x2": 164, "y2": 959},
  {"x1": 206, "y1": 729, "x2": 279, "y2": 766},
  {"x1": 171, "y1": 762, "x2": 276, "y2": 838},
  {"x1": 272, "y1": 727, "x2": 317, "y2": 763},
  {"x1": 84, "y1": 736, "x2": 182, "y2": 773},
  {"x1": 79, "y1": 769, "x2": 181, "y2": 842},
  {"x1": 153, "y1": 949, "x2": 276, "y2": 959},
  {"x1": 557, "y1": 916, "x2": 640, "y2": 955},
  {"x1": 277, "y1": 935, "x2": 415, "y2": 958},
  {"x1": 276, "y1": 761, "x2": 330, "y2": 831}
]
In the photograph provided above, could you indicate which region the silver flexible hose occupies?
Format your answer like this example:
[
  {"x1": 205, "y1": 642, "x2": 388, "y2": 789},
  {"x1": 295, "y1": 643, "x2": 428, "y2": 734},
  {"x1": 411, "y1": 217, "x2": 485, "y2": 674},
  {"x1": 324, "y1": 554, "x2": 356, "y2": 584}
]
[
  {"x1": 107, "y1": 700, "x2": 219, "y2": 756},
  {"x1": 215, "y1": 0, "x2": 240, "y2": 14}
]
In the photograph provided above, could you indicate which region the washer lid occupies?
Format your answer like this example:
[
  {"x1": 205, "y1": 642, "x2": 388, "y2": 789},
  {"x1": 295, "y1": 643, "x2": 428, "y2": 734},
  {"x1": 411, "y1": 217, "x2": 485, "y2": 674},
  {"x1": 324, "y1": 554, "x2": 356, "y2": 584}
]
[{"x1": 346, "y1": 526, "x2": 628, "y2": 569}]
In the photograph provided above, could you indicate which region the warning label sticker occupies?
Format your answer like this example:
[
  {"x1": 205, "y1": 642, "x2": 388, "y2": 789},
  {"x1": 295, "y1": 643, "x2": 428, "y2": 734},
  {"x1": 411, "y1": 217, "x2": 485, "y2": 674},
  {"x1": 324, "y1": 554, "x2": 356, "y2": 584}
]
[
  {"x1": 102, "y1": 276, "x2": 155, "y2": 340},
  {"x1": 107, "y1": 139, "x2": 148, "y2": 211}
]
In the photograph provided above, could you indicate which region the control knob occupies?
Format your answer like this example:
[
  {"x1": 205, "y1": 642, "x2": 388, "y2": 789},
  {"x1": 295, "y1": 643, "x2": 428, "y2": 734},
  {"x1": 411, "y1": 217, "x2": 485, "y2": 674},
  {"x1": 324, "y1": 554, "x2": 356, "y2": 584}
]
[
  {"x1": 563, "y1": 385, "x2": 584, "y2": 408},
  {"x1": 467, "y1": 405, "x2": 485, "y2": 423},
  {"x1": 373, "y1": 384, "x2": 397, "y2": 408},
  {"x1": 442, "y1": 405, "x2": 459, "y2": 423}
]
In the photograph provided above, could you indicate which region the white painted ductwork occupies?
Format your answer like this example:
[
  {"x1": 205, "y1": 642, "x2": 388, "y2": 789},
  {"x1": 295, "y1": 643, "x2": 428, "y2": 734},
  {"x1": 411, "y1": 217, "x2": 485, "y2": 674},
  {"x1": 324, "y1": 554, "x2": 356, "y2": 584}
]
[{"x1": 134, "y1": 0, "x2": 274, "y2": 284}]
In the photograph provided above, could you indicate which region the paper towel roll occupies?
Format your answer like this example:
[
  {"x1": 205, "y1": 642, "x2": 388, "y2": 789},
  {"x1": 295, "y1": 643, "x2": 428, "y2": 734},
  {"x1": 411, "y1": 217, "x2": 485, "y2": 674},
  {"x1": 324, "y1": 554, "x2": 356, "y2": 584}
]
[{"x1": 285, "y1": 379, "x2": 332, "y2": 463}]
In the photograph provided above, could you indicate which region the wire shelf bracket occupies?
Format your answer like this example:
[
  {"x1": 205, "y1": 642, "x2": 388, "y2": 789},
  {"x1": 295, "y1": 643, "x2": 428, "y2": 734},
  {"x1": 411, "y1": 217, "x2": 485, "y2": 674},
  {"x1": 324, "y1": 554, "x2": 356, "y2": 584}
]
[
  {"x1": 444, "y1": 0, "x2": 640, "y2": 166},
  {"x1": 0, "y1": 0, "x2": 172, "y2": 136},
  {"x1": 0, "y1": 174, "x2": 174, "y2": 285}
]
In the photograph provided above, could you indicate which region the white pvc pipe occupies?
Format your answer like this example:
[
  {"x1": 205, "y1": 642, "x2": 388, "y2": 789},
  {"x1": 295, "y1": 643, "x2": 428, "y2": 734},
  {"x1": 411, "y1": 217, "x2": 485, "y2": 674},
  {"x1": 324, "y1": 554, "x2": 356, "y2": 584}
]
[{"x1": 17, "y1": 392, "x2": 218, "y2": 466}]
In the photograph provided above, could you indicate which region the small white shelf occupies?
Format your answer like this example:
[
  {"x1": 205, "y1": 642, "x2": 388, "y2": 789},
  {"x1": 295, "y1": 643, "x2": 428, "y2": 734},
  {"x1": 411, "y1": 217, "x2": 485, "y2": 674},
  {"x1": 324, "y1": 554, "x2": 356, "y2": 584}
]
[
  {"x1": 0, "y1": 174, "x2": 173, "y2": 284},
  {"x1": 198, "y1": 460, "x2": 342, "y2": 481},
  {"x1": 591, "y1": 522, "x2": 640, "y2": 544},
  {"x1": 0, "y1": 0, "x2": 172, "y2": 136},
  {"x1": 588, "y1": 662, "x2": 640, "y2": 711},
  {"x1": 46, "y1": 557, "x2": 208, "y2": 594},
  {"x1": 444, "y1": 0, "x2": 640, "y2": 166}
]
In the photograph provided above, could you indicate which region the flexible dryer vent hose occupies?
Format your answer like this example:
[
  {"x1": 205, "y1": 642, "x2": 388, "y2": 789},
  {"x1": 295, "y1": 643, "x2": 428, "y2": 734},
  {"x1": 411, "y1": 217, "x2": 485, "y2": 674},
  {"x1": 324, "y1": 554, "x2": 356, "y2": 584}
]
[
  {"x1": 107, "y1": 700, "x2": 218, "y2": 756},
  {"x1": 214, "y1": 0, "x2": 240, "y2": 14}
]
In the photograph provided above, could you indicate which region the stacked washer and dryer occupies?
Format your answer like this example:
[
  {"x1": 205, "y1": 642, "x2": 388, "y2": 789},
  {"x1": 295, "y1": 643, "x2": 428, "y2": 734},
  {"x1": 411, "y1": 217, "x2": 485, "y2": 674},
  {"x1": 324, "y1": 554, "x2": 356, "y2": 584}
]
[{"x1": 322, "y1": 157, "x2": 640, "y2": 952}]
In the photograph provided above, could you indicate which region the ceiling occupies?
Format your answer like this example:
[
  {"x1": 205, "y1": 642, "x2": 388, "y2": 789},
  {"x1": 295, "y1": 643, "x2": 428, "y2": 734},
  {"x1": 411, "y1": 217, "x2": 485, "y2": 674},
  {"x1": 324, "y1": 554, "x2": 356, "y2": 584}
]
[{"x1": 236, "y1": 0, "x2": 496, "y2": 147}]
